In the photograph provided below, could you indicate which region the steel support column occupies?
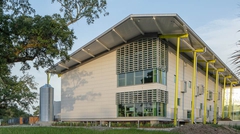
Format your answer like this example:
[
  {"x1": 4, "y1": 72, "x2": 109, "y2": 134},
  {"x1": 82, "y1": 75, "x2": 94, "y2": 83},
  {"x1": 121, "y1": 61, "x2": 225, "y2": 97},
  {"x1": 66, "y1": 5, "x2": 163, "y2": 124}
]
[
  {"x1": 190, "y1": 49, "x2": 205, "y2": 124},
  {"x1": 160, "y1": 34, "x2": 188, "y2": 126},
  {"x1": 228, "y1": 81, "x2": 237, "y2": 119},
  {"x1": 203, "y1": 60, "x2": 215, "y2": 124},
  {"x1": 213, "y1": 68, "x2": 225, "y2": 124},
  {"x1": 221, "y1": 75, "x2": 231, "y2": 119}
]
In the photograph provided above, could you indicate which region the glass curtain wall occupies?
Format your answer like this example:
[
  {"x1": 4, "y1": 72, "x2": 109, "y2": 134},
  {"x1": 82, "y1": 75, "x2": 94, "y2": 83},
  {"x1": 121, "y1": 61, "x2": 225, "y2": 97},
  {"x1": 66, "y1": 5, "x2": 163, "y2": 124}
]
[
  {"x1": 117, "y1": 69, "x2": 166, "y2": 87},
  {"x1": 117, "y1": 102, "x2": 166, "y2": 117}
]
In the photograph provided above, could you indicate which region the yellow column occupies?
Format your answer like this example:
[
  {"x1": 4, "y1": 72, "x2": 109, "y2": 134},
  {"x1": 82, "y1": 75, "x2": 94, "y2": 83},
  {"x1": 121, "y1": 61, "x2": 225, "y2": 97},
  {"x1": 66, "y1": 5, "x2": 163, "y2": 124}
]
[
  {"x1": 47, "y1": 72, "x2": 50, "y2": 84},
  {"x1": 228, "y1": 82, "x2": 237, "y2": 119},
  {"x1": 213, "y1": 68, "x2": 224, "y2": 124},
  {"x1": 221, "y1": 75, "x2": 231, "y2": 119},
  {"x1": 203, "y1": 60, "x2": 215, "y2": 124},
  {"x1": 160, "y1": 34, "x2": 188, "y2": 126},
  {"x1": 191, "y1": 51, "x2": 197, "y2": 124},
  {"x1": 190, "y1": 49, "x2": 205, "y2": 124}
]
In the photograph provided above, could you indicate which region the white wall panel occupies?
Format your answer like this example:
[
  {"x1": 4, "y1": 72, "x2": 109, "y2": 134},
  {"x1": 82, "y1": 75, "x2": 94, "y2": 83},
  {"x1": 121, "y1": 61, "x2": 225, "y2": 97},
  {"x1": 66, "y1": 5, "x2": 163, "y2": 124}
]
[{"x1": 167, "y1": 47, "x2": 223, "y2": 121}]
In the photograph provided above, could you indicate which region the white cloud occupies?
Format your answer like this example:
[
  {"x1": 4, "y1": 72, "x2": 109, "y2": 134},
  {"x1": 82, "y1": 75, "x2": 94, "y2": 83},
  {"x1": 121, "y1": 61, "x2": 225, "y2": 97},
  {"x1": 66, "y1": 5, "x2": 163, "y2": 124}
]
[{"x1": 195, "y1": 18, "x2": 240, "y2": 71}]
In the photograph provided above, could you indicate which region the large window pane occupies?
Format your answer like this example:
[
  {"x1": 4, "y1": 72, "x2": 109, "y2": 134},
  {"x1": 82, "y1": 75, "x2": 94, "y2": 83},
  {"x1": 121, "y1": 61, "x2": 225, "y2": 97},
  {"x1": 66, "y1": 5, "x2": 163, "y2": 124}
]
[
  {"x1": 126, "y1": 72, "x2": 134, "y2": 86},
  {"x1": 118, "y1": 73, "x2": 126, "y2": 87},
  {"x1": 135, "y1": 71, "x2": 143, "y2": 85},
  {"x1": 135, "y1": 103, "x2": 143, "y2": 117},
  {"x1": 143, "y1": 102, "x2": 153, "y2": 116},
  {"x1": 118, "y1": 104, "x2": 125, "y2": 117},
  {"x1": 126, "y1": 104, "x2": 134, "y2": 117},
  {"x1": 144, "y1": 69, "x2": 153, "y2": 83}
]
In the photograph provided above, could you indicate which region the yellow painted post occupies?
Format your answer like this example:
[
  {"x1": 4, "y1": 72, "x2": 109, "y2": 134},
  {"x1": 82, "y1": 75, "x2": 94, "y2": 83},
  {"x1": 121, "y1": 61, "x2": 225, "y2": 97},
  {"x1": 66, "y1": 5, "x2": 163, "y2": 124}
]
[
  {"x1": 222, "y1": 75, "x2": 231, "y2": 119},
  {"x1": 189, "y1": 49, "x2": 205, "y2": 124},
  {"x1": 203, "y1": 60, "x2": 215, "y2": 124},
  {"x1": 47, "y1": 72, "x2": 50, "y2": 84},
  {"x1": 228, "y1": 82, "x2": 237, "y2": 119},
  {"x1": 159, "y1": 34, "x2": 188, "y2": 126},
  {"x1": 191, "y1": 51, "x2": 197, "y2": 124},
  {"x1": 213, "y1": 68, "x2": 224, "y2": 124},
  {"x1": 173, "y1": 37, "x2": 180, "y2": 126},
  {"x1": 203, "y1": 62, "x2": 209, "y2": 124},
  {"x1": 228, "y1": 82, "x2": 233, "y2": 119}
]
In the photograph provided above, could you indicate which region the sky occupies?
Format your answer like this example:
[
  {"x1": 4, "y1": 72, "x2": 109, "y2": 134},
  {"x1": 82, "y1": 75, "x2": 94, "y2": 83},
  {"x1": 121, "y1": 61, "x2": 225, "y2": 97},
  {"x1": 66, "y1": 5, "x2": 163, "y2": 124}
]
[{"x1": 12, "y1": 0, "x2": 240, "y2": 109}]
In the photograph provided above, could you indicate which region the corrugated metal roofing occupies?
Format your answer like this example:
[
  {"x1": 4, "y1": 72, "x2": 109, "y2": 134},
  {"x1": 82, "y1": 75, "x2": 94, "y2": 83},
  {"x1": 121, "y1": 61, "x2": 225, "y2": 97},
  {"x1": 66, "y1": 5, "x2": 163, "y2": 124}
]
[{"x1": 46, "y1": 14, "x2": 239, "y2": 84}]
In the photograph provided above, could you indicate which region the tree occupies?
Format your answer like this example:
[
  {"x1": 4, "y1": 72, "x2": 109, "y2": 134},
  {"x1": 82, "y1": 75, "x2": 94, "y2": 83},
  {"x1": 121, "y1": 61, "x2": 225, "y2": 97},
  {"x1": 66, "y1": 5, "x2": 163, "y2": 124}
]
[
  {"x1": 0, "y1": 0, "x2": 108, "y2": 118},
  {"x1": 0, "y1": 74, "x2": 38, "y2": 118},
  {"x1": 0, "y1": 0, "x2": 108, "y2": 71},
  {"x1": 32, "y1": 105, "x2": 39, "y2": 116},
  {"x1": 230, "y1": 49, "x2": 240, "y2": 75}
]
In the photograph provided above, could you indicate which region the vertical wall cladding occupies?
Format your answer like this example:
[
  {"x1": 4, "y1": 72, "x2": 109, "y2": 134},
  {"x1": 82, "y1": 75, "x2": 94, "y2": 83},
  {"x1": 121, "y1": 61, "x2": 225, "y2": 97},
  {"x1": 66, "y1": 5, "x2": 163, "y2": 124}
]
[
  {"x1": 167, "y1": 47, "x2": 223, "y2": 121},
  {"x1": 61, "y1": 51, "x2": 117, "y2": 120}
]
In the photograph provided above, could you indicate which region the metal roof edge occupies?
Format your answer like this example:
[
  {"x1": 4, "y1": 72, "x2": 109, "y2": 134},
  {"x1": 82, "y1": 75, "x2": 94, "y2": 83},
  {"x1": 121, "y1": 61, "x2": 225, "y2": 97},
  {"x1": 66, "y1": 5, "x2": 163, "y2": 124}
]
[{"x1": 175, "y1": 15, "x2": 239, "y2": 81}]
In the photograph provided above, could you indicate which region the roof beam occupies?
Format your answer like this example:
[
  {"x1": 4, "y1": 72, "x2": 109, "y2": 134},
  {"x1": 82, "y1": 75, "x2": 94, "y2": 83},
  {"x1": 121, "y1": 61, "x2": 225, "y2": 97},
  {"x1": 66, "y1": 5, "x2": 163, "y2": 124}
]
[
  {"x1": 112, "y1": 28, "x2": 127, "y2": 43},
  {"x1": 153, "y1": 17, "x2": 164, "y2": 34},
  {"x1": 96, "y1": 39, "x2": 110, "y2": 51},
  {"x1": 70, "y1": 57, "x2": 81, "y2": 63},
  {"x1": 58, "y1": 63, "x2": 69, "y2": 69},
  {"x1": 130, "y1": 18, "x2": 144, "y2": 35},
  {"x1": 82, "y1": 49, "x2": 95, "y2": 57}
]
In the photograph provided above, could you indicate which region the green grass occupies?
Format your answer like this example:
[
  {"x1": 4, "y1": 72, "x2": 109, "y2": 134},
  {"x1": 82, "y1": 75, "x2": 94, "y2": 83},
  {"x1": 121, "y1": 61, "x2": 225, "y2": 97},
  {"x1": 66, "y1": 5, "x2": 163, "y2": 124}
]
[{"x1": 0, "y1": 127, "x2": 175, "y2": 134}]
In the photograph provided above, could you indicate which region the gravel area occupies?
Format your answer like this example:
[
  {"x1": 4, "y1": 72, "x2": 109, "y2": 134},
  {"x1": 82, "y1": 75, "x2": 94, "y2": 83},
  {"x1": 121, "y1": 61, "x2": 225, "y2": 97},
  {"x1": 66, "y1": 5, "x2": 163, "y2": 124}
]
[{"x1": 170, "y1": 124, "x2": 239, "y2": 134}]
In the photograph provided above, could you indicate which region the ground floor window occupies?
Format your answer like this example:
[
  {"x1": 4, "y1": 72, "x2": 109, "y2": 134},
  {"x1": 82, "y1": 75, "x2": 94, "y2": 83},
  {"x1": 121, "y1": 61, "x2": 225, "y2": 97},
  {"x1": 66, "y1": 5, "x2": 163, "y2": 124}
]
[
  {"x1": 187, "y1": 110, "x2": 191, "y2": 119},
  {"x1": 117, "y1": 102, "x2": 166, "y2": 117}
]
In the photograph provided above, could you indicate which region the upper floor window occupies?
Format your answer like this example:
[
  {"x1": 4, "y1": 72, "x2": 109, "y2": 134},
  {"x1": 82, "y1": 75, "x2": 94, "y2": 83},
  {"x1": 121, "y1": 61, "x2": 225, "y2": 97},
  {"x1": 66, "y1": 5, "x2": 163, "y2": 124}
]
[{"x1": 117, "y1": 69, "x2": 166, "y2": 87}]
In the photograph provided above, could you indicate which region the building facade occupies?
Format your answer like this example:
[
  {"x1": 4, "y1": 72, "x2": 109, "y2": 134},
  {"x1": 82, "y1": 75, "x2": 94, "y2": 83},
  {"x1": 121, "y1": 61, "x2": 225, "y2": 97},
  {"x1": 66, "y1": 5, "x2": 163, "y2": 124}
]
[{"x1": 47, "y1": 14, "x2": 239, "y2": 124}]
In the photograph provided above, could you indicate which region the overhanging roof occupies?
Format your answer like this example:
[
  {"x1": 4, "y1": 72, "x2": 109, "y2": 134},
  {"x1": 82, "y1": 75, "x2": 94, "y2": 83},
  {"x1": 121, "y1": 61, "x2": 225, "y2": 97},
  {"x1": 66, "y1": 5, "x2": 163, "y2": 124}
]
[{"x1": 46, "y1": 14, "x2": 239, "y2": 84}]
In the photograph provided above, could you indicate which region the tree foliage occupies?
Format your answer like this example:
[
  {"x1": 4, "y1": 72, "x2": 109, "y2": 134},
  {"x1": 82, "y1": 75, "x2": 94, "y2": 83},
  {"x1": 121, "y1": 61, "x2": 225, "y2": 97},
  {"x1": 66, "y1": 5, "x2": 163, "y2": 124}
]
[
  {"x1": 0, "y1": 74, "x2": 38, "y2": 118},
  {"x1": 0, "y1": 0, "x2": 108, "y2": 118},
  {"x1": 0, "y1": 14, "x2": 76, "y2": 71},
  {"x1": 32, "y1": 105, "x2": 39, "y2": 116},
  {"x1": 230, "y1": 49, "x2": 240, "y2": 75}
]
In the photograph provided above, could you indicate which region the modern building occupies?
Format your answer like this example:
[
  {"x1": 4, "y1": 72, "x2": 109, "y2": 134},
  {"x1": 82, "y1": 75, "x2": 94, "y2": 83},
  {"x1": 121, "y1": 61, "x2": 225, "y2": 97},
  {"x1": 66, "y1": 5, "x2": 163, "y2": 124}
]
[{"x1": 46, "y1": 14, "x2": 239, "y2": 125}]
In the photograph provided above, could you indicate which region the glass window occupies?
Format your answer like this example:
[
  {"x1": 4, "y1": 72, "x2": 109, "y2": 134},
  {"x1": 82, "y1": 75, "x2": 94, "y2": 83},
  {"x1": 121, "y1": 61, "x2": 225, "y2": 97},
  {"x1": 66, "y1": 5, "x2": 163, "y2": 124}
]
[
  {"x1": 174, "y1": 75, "x2": 176, "y2": 83},
  {"x1": 178, "y1": 98, "x2": 180, "y2": 106},
  {"x1": 126, "y1": 72, "x2": 134, "y2": 86},
  {"x1": 209, "y1": 91, "x2": 213, "y2": 100},
  {"x1": 153, "y1": 69, "x2": 157, "y2": 83},
  {"x1": 188, "y1": 81, "x2": 191, "y2": 88},
  {"x1": 135, "y1": 103, "x2": 143, "y2": 117},
  {"x1": 118, "y1": 68, "x2": 166, "y2": 87},
  {"x1": 135, "y1": 71, "x2": 143, "y2": 85},
  {"x1": 126, "y1": 104, "x2": 134, "y2": 117},
  {"x1": 118, "y1": 73, "x2": 126, "y2": 86},
  {"x1": 144, "y1": 69, "x2": 153, "y2": 83},
  {"x1": 187, "y1": 110, "x2": 191, "y2": 118},
  {"x1": 159, "y1": 70, "x2": 167, "y2": 85},
  {"x1": 209, "y1": 105, "x2": 211, "y2": 111},
  {"x1": 200, "y1": 103, "x2": 203, "y2": 110},
  {"x1": 143, "y1": 102, "x2": 153, "y2": 116},
  {"x1": 117, "y1": 102, "x2": 166, "y2": 117},
  {"x1": 118, "y1": 104, "x2": 125, "y2": 117}
]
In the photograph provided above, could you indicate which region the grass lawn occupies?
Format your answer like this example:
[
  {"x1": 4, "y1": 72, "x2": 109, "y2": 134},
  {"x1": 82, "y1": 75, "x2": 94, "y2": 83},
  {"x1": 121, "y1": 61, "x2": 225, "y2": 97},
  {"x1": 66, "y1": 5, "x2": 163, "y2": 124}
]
[{"x1": 0, "y1": 127, "x2": 175, "y2": 134}]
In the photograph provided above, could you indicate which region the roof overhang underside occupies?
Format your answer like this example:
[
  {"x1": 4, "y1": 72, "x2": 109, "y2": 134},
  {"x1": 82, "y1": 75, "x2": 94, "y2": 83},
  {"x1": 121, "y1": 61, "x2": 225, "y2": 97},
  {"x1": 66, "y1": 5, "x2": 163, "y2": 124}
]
[{"x1": 46, "y1": 14, "x2": 239, "y2": 84}]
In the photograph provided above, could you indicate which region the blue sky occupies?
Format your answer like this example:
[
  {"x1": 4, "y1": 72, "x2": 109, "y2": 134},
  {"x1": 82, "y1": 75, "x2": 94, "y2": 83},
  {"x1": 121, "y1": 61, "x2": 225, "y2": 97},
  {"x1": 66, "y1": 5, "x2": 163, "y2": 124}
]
[{"x1": 12, "y1": 0, "x2": 240, "y2": 107}]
